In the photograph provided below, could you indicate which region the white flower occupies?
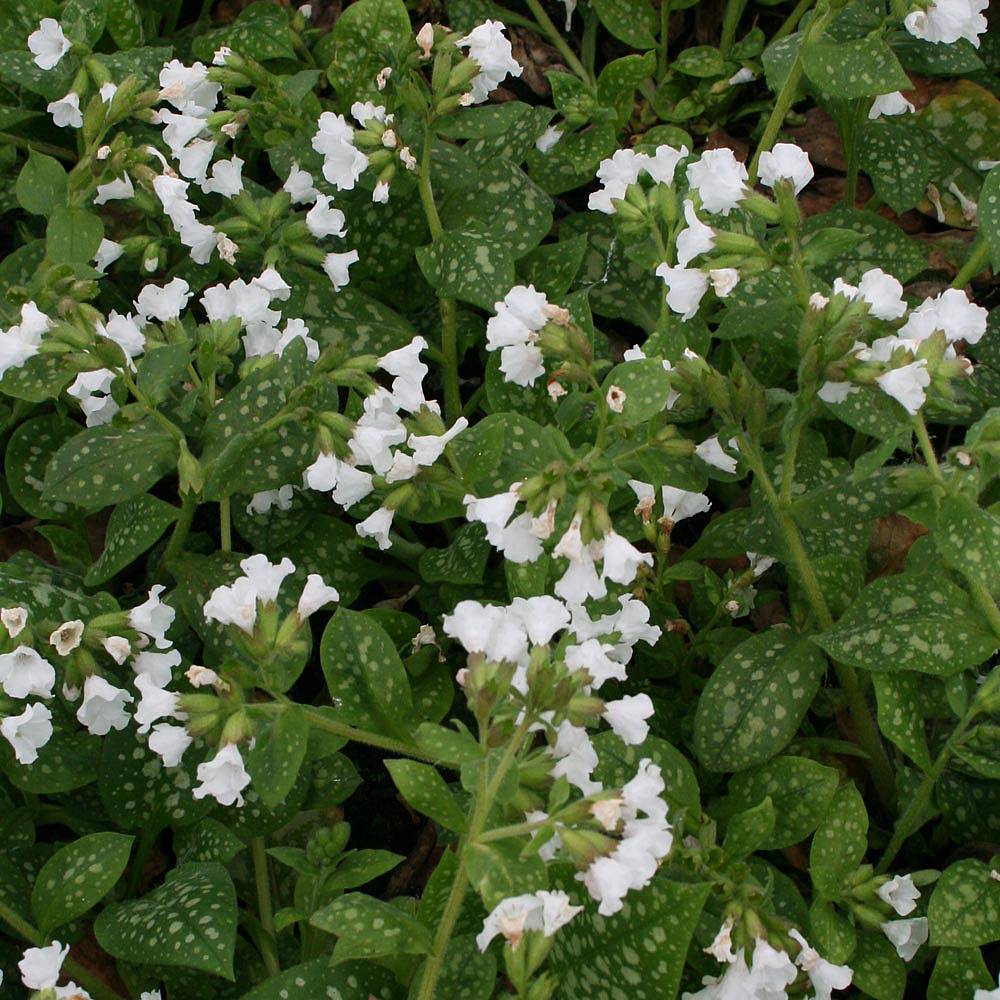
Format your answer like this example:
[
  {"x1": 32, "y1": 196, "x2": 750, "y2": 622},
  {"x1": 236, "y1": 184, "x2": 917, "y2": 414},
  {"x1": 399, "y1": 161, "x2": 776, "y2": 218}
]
[
  {"x1": 0, "y1": 646, "x2": 56, "y2": 699},
  {"x1": 858, "y1": 268, "x2": 906, "y2": 320},
  {"x1": 28, "y1": 18, "x2": 71, "y2": 70},
  {"x1": 135, "y1": 278, "x2": 192, "y2": 323},
  {"x1": 881, "y1": 916, "x2": 928, "y2": 961},
  {"x1": 644, "y1": 143, "x2": 689, "y2": 185},
  {"x1": 555, "y1": 549, "x2": 607, "y2": 604},
  {"x1": 790, "y1": 929, "x2": 853, "y2": 999},
  {"x1": 241, "y1": 554, "x2": 296, "y2": 604},
  {"x1": 298, "y1": 574, "x2": 340, "y2": 618},
  {"x1": 284, "y1": 161, "x2": 319, "y2": 204},
  {"x1": 193, "y1": 742, "x2": 251, "y2": 806},
  {"x1": 94, "y1": 173, "x2": 135, "y2": 205},
  {"x1": 485, "y1": 285, "x2": 551, "y2": 386},
  {"x1": 535, "y1": 125, "x2": 562, "y2": 153},
  {"x1": 102, "y1": 636, "x2": 131, "y2": 665},
  {"x1": 323, "y1": 250, "x2": 359, "y2": 291},
  {"x1": 686, "y1": 148, "x2": 748, "y2": 215},
  {"x1": 202, "y1": 156, "x2": 244, "y2": 197},
  {"x1": 476, "y1": 890, "x2": 581, "y2": 952},
  {"x1": 246, "y1": 485, "x2": 294, "y2": 515},
  {"x1": 705, "y1": 917, "x2": 737, "y2": 963},
  {"x1": 549, "y1": 721, "x2": 601, "y2": 795},
  {"x1": 68, "y1": 368, "x2": 119, "y2": 427},
  {"x1": 565, "y1": 638, "x2": 627, "y2": 687},
  {"x1": 0, "y1": 302, "x2": 50, "y2": 377},
  {"x1": 158, "y1": 59, "x2": 220, "y2": 112},
  {"x1": 606, "y1": 385, "x2": 626, "y2": 413},
  {"x1": 356, "y1": 506, "x2": 395, "y2": 549},
  {"x1": 312, "y1": 112, "x2": 369, "y2": 190},
  {"x1": 709, "y1": 268, "x2": 740, "y2": 298},
  {"x1": 602, "y1": 531, "x2": 653, "y2": 585},
  {"x1": 148, "y1": 722, "x2": 192, "y2": 767},
  {"x1": 655, "y1": 265, "x2": 709, "y2": 321},
  {"x1": 134, "y1": 673, "x2": 183, "y2": 734},
  {"x1": 758, "y1": 142, "x2": 814, "y2": 194},
  {"x1": 818, "y1": 380, "x2": 858, "y2": 404},
  {"x1": 695, "y1": 435, "x2": 739, "y2": 474},
  {"x1": 876, "y1": 360, "x2": 930, "y2": 415},
  {"x1": 186, "y1": 665, "x2": 222, "y2": 688},
  {"x1": 898, "y1": 287, "x2": 987, "y2": 344},
  {"x1": 869, "y1": 91, "x2": 915, "y2": 119},
  {"x1": 676, "y1": 199, "x2": 715, "y2": 266},
  {"x1": 49, "y1": 620, "x2": 84, "y2": 656},
  {"x1": 129, "y1": 584, "x2": 175, "y2": 648},
  {"x1": 748, "y1": 938, "x2": 798, "y2": 995},
  {"x1": 588, "y1": 148, "x2": 648, "y2": 214},
  {"x1": 409, "y1": 417, "x2": 469, "y2": 465},
  {"x1": 132, "y1": 648, "x2": 181, "y2": 687},
  {"x1": 904, "y1": 0, "x2": 988, "y2": 47},
  {"x1": 77, "y1": 675, "x2": 133, "y2": 735},
  {"x1": 202, "y1": 582, "x2": 260, "y2": 635},
  {"x1": 306, "y1": 194, "x2": 348, "y2": 238},
  {"x1": 376, "y1": 65, "x2": 392, "y2": 89},
  {"x1": 603, "y1": 693, "x2": 654, "y2": 745},
  {"x1": 455, "y1": 20, "x2": 523, "y2": 103},
  {"x1": 47, "y1": 91, "x2": 82, "y2": 128},
  {"x1": 94, "y1": 238, "x2": 124, "y2": 273},
  {"x1": 1, "y1": 703, "x2": 53, "y2": 764},
  {"x1": 1, "y1": 607, "x2": 27, "y2": 638},
  {"x1": 19, "y1": 941, "x2": 69, "y2": 990},
  {"x1": 379, "y1": 336, "x2": 430, "y2": 412},
  {"x1": 728, "y1": 67, "x2": 756, "y2": 85},
  {"x1": 877, "y1": 874, "x2": 920, "y2": 916},
  {"x1": 176, "y1": 138, "x2": 216, "y2": 182},
  {"x1": 661, "y1": 485, "x2": 711, "y2": 524}
]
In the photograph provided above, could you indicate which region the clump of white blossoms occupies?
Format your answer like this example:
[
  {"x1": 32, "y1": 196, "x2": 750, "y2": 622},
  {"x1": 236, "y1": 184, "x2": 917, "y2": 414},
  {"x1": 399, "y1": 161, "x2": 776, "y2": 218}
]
[
  {"x1": 904, "y1": 0, "x2": 988, "y2": 47},
  {"x1": 454, "y1": 20, "x2": 523, "y2": 103}
]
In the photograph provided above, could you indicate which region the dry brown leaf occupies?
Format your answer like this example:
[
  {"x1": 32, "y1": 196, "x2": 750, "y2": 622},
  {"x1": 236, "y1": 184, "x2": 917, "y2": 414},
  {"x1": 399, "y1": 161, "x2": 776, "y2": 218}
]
[{"x1": 869, "y1": 513, "x2": 928, "y2": 576}]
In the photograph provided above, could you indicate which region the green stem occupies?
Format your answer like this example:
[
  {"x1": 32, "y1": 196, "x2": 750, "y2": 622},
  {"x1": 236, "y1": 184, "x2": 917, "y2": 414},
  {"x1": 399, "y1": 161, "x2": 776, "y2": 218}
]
[
  {"x1": 748, "y1": 4, "x2": 833, "y2": 183},
  {"x1": 414, "y1": 718, "x2": 532, "y2": 1000},
  {"x1": 417, "y1": 123, "x2": 461, "y2": 424},
  {"x1": 720, "y1": 0, "x2": 749, "y2": 54},
  {"x1": 773, "y1": 0, "x2": 815, "y2": 40},
  {"x1": 0, "y1": 899, "x2": 126, "y2": 1000},
  {"x1": 780, "y1": 421, "x2": 804, "y2": 505},
  {"x1": 125, "y1": 824, "x2": 158, "y2": 897},
  {"x1": 911, "y1": 413, "x2": 943, "y2": 483},
  {"x1": 742, "y1": 438, "x2": 897, "y2": 806},
  {"x1": 842, "y1": 101, "x2": 862, "y2": 207},
  {"x1": 877, "y1": 708, "x2": 976, "y2": 873},
  {"x1": 522, "y1": 0, "x2": 593, "y2": 84},
  {"x1": 251, "y1": 837, "x2": 280, "y2": 977},
  {"x1": 658, "y1": 0, "x2": 671, "y2": 80},
  {"x1": 951, "y1": 237, "x2": 991, "y2": 290},
  {"x1": 220, "y1": 497, "x2": 232, "y2": 553},
  {"x1": 478, "y1": 818, "x2": 545, "y2": 842},
  {"x1": 161, "y1": 492, "x2": 198, "y2": 569},
  {"x1": 969, "y1": 578, "x2": 1000, "y2": 640},
  {"x1": 297, "y1": 705, "x2": 437, "y2": 762},
  {"x1": 0, "y1": 132, "x2": 76, "y2": 162}
]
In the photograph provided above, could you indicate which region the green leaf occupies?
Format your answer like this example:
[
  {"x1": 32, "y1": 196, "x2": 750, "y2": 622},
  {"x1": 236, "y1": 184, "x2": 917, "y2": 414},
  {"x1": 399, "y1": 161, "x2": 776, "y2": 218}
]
[
  {"x1": 410, "y1": 933, "x2": 496, "y2": 1000},
  {"x1": 859, "y1": 119, "x2": 944, "y2": 215},
  {"x1": 385, "y1": 759, "x2": 467, "y2": 833},
  {"x1": 809, "y1": 897, "x2": 857, "y2": 964},
  {"x1": 95, "y1": 862, "x2": 238, "y2": 979},
  {"x1": 549, "y1": 877, "x2": 710, "y2": 999},
  {"x1": 46, "y1": 206, "x2": 104, "y2": 265},
  {"x1": 320, "y1": 609, "x2": 415, "y2": 740},
  {"x1": 415, "y1": 723, "x2": 483, "y2": 766},
  {"x1": 44, "y1": 418, "x2": 178, "y2": 510},
  {"x1": 15, "y1": 151, "x2": 66, "y2": 217},
  {"x1": 31, "y1": 832, "x2": 133, "y2": 934},
  {"x1": 816, "y1": 573, "x2": 998, "y2": 675},
  {"x1": 592, "y1": 732, "x2": 700, "y2": 814},
  {"x1": 602, "y1": 358, "x2": 677, "y2": 426},
  {"x1": 597, "y1": 51, "x2": 656, "y2": 106},
  {"x1": 872, "y1": 674, "x2": 932, "y2": 771},
  {"x1": 935, "y1": 493, "x2": 1000, "y2": 589},
  {"x1": 416, "y1": 227, "x2": 516, "y2": 310},
  {"x1": 136, "y1": 343, "x2": 190, "y2": 404},
  {"x1": 437, "y1": 102, "x2": 539, "y2": 139},
  {"x1": 801, "y1": 226, "x2": 866, "y2": 266},
  {"x1": 0, "y1": 51, "x2": 75, "y2": 100},
  {"x1": 927, "y1": 947, "x2": 994, "y2": 1000},
  {"x1": 324, "y1": 0, "x2": 412, "y2": 102},
  {"x1": 310, "y1": 893, "x2": 432, "y2": 962},
  {"x1": 693, "y1": 629, "x2": 827, "y2": 771},
  {"x1": 105, "y1": 0, "x2": 144, "y2": 47},
  {"x1": 2, "y1": 708, "x2": 100, "y2": 794},
  {"x1": 466, "y1": 840, "x2": 546, "y2": 910},
  {"x1": 851, "y1": 932, "x2": 906, "y2": 1000},
  {"x1": 517, "y1": 236, "x2": 588, "y2": 299},
  {"x1": 173, "y1": 819, "x2": 245, "y2": 865},
  {"x1": 810, "y1": 782, "x2": 868, "y2": 898},
  {"x1": 324, "y1": 850, "x2": 403, "y2": 892},
  {"x1": 61, "y1": 0, "x2": 106, "y2": 45},
  {"x1": 725, "y1": 756, "x2": 840, "y2": 849},
  {"x1": 591, "y1": 0, "x2": 658, "y2": 48},
  {"x1": 237, "y1": 958, "x2": 400, "y2": 1000},
  {"x1": 802, "y1": 34, "x2": 911, "y2": 98},
  {"x1": 191, "y1": 3, "x2": 296, "y2": 62},
  {"x1": 419, "y1": 522, "x2": 491, "y2": 585},
  {"x1": 724, "y1": 797, "x2": 776, "y2": 858},
  {"x1": 928, "y1": 857, "x2": 1000, "y2": 947},
  {"x1": 980, "y1": 165, "x2": 1000, "y2": 267},
  {"x1": 5, "y1": 414, "x2": 79, "y2": 519},
  {"x1": 85, "y1": 494, "x2": 180, "y2": 585},
  {"x1": 247, "y1": 705, "x2": 310, "y2": 808},
  {"x1": 673, "y1": 45, "x2": 727, "y2": 77}
]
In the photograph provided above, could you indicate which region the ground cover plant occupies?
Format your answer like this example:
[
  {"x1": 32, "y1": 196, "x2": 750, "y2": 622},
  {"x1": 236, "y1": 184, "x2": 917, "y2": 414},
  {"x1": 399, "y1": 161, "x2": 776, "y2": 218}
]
[{"x1": 0, "y1": 0, "x2": 998, "y2": 996}]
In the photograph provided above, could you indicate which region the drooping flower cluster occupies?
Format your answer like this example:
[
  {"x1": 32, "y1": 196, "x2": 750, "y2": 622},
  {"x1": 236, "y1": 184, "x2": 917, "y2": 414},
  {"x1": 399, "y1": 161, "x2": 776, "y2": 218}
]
[
  {"x1": 485, "y1": 284, "x2": 571, "y2": 386},
  {"x1": 454, "y1": 20, "x2": 523, "y2": 104},
  {"x1": 588, "y1": 144, "x2": 689, "y2": 214},
  {"x1": 303, "y1": 336, "x2": 468, "y2": 549}
]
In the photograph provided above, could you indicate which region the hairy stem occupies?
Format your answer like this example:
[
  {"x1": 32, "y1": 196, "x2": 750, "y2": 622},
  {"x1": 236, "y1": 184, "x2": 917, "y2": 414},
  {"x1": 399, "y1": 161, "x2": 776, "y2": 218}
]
[
  {"x1": 297, "y1": 705, "x2": 437, "y2": 762},
  {"x1": 951, "y1": 236, "x2": 991, "y2": 290},
  {"x1": 251, "y1": 837, "x2": 280, "y2": 977},
  {"x1": 0, "y1": 132, "x2": 76, "y2": 162},
  {"x1": 161, "y1": 492, "x2": 198, "y2": 569}
]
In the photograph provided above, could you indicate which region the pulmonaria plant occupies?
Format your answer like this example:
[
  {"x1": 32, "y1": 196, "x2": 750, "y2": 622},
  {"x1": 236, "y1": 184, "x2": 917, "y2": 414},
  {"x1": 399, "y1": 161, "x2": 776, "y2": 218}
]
[{"x1": 0, "y1": 0, "x2": 997, "y2": 998}]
